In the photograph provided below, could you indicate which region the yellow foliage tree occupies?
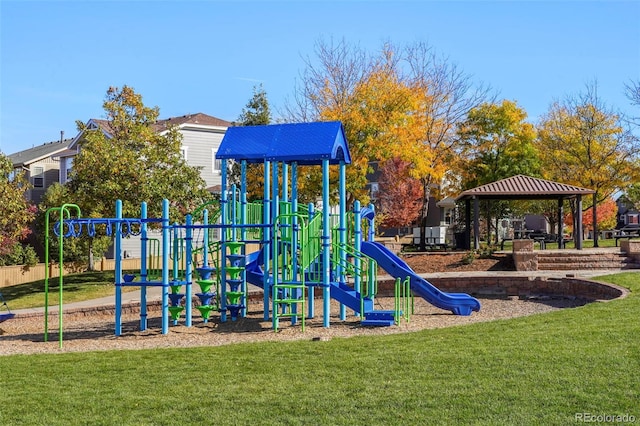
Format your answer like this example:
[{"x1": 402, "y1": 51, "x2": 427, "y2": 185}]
[{"x1": 537, "y1": 82, "x2": 640, "y2": 245}]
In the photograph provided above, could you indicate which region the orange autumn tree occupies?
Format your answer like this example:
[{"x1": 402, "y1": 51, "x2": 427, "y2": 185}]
[
  {"x1": 312, "y1": 44, "x2": 421, "y2": 206},
  {"x1": 580, "y1": 198, "x2": 618, "y2": 235}
]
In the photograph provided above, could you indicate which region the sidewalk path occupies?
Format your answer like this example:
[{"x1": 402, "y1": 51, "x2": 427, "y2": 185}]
[{"x1": 8, "y1": 268, "x2": 626, "y2": 318}]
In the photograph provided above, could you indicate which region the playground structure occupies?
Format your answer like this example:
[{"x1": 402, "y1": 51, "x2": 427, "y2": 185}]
[{"x1": 44, "y1": 121, "x2": 480, "y2": 346}]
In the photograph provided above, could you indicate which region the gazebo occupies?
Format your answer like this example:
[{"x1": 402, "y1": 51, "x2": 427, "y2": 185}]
[{"x1": 455, "y1": 175, "x2": 596, "y2": 250}]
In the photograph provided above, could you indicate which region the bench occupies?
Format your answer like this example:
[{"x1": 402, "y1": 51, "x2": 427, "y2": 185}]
[
  {"x1": 613, "y1": 226, "x2": 640, "y2": 247},
  {"x1": 614, "y1": 233, "x2": 640, "y2": 247}
]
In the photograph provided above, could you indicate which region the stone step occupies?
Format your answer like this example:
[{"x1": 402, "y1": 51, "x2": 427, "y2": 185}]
[{"x1": 537, "y1": 254, "x2": 640, "y2": 270}]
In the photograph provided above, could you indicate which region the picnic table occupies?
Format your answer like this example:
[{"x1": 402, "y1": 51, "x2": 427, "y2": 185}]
[{"x1": 613, "y1": 226, "x2": 640, "y2": 247}]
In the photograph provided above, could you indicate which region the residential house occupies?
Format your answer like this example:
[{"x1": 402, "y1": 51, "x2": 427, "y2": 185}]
[
  {"x1": 615, "y1": 194, "x2": 639, "y2": 228},
  {"x1": 57, "y1": 113, "x2": 233, "y2": 259},
  {"x1": 60, "y1": 113, "x2": 232, "y2": 190},
  {"x1": 8, "y1": 138, "x2": 73, "y2": 204}
]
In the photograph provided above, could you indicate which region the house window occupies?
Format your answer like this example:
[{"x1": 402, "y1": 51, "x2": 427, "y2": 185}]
[
  {"x1": 630, "y1": 214, "x2": 639, "y2": 225},
  {"x1": 212, "y1": 149, "x2": 222, "y2": 174},
  {"x1": 370, "y1": 182, "x2": 379, "y2": 199},
  {"x1": 180, "y1": 146, "x2": 188, "y2": 160},
  {"x1": 32, "y1": 166, "x2": 44, "y2": 188}
]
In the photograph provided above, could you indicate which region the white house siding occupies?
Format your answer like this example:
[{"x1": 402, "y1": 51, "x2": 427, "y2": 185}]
[
  {"x1": 60, "y1": 156, "x2": 74, "y2": 185},
  {"x1": 179, "y1": 126, "x2": 226, "y2": 189}
]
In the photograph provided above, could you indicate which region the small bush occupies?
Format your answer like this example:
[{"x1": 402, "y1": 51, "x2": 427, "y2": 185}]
[
  {"x1": 461, "y1": 251, "x2": 476, "y2": 264},
  {"x1": 0, "y1": 243, "x2": 38, "y2": 268}
]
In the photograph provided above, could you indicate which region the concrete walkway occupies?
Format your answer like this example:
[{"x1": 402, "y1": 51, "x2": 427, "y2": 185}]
[{"x1": 7, "y1": 268, "x2": 627, "y2": 318}]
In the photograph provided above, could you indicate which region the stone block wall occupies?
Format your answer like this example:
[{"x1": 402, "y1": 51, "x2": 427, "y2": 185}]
[
  {"x1": 512, "y1": 239, "x2": 538, "y2": 271},
  {"x1": 378, "y1": 275, "x2": 627, "y2": 301}
]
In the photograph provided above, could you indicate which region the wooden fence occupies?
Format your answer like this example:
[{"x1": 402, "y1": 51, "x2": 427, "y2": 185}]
[{"x1": 0, "y1": 258, "x2": 143, "y2": 289}]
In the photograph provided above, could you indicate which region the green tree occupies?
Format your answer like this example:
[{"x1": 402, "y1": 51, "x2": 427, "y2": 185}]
[
  {"x1": 68, "y1": 85, "x2": 210, "y2": 221},
  {"x1": 230, "y1": 84, "x2": 271, "y2": 201},
  {"x1": 38, "y1": 183, "x2": 111, "y2": 266},
  {"x1": 537, "y1": 82, "x2": 640, "y2": 246},
  {"x1": 0, "y1": 153, "x2": 37, "y2": 264},
  {"x1": 457, "y1": 100, "x2": 540, "y2": 243}
]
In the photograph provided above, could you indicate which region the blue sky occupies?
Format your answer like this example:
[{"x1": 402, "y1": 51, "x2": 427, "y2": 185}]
[{"x1": 1, "y1": 0, "x2": 639, "y2": 154}]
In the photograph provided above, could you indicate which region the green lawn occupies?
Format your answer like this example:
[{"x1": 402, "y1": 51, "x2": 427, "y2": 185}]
[
  {"x1": 1, "y1": 272, "x2": 638, "y2": 425},
  {"x1": 0, "y1": 271, "x2": 140, "y2": 310}
]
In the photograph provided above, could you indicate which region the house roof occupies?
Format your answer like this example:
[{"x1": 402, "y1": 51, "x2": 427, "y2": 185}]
[
  {"x1": 69, "y1": 113, "x2": 232, "y2": 149},
  {"x1": 153, "y1": 113, "x2": 232, "y2": 132},
  {"x1": 8, "y1": 139, "x2": 74, "y2": 167},
  {"x1": 216, "y1": 121, "x2": 351, "y2": 165},
  {"x1": 455, "y1": 175, "x2": 595, "y2": 201}
]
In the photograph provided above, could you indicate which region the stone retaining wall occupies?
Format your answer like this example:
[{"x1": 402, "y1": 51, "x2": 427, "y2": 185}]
[{"x1": 379, "y1": 275, "x2": 627, "y2": 301}]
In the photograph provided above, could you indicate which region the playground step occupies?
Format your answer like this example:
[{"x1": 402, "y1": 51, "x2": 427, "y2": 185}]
[
  {"x1": 365, "y1": 309, "x2": 396, "y2": 320},
  {"x1": 361, "y1": 309, "x2": 396, "y2": 327},
  {"x1": 360, "y1": 318, "x2": 395, "y2": 327}
]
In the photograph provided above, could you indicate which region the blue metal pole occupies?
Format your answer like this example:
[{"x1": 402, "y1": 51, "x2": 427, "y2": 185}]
[
  {"x1": 354, "y1": 200, "x2": 362, "y2": 317},
  {"x1": 203, "y1": 208, "x2": 209, "y2": 268},
  {"x1": 322, "y1": 159, "x2": 331, "y2": 328},
  {"x1": 290, "y1": 162, "x2": 298, "y2": 325},
  {"x1": 161, "y1": 199, "x2": 170, "y2": 334},
  {"x1": 140, "y1": 201, "x2": 148, "y2": 331},
  {"x1": 307, "y1": 202, "x2": 315, "y2": 319},
  {"x1": 185, "y1": 214, "x2": 193, "y2": 327},
  {"x1": 115, "y1": 199, "x2": 123, "y2": 336},
  {"x1": 263, "y1": 160, "x2": 271, "y2": 321},
  {"x1": 220, "y1": 159, "x2": 228, "y2": 322},
  {"x1": 240, "y1": 160, "x2": 247, "y2": 317},
  {"x1": 339, "y1": 161, "x2": 347, "y2": 320},
  {"x1": 241, "y1": 160, "x2": 247, "y2": 242}
]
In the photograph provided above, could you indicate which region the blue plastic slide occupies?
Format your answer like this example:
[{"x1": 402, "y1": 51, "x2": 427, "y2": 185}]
[
  {"x1": 245, "y1": 249, "x2": 266, "y2": 289},
  {"x1": 361, "y1": 241, "x2": 481, "y2": 316}
]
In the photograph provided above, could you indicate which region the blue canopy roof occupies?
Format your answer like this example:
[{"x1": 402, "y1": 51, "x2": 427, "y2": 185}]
[{"x1": 216, "y1": 121, "x2": 351, "y2": 165}]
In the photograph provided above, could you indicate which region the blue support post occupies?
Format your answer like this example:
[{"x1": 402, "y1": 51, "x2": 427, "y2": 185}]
[
  {"x1": 322, "y1": 159, "x2": 331, "y2": 327},
  {"x1": 290, "y1": 162, "x2": 298, "y2": 325},
  {"x1": 140, "y1": 201, "x2": 148, "y2": 330},
  {"x1": 354, "y1": 201, "x2": 362, "y2": 317},
  {"x1": 307, "y1": 202, "x2": 315, "y2": 319},
  {"x1": 263, "y1": 160, "x2": 271, "y2": 321},
  {"x1": 203, "y1": 208, "x2": 209, "y2": 268},
  {"x1": 220, "y1": 159, "x2": 228, "y2": 322},
  {"x1": 185, "y1": 214, "x2": 193, "y2": 327},
  {"x1": 115, "y1": 199, "x2": 123, "y2": 336},
  {"x1": 339, "y1": 161, "x2": 347, "y2": 320},
  {"x1": 161, "y1": 199, "x2": 170, "y2": 334},
  {"x1": 240, "y1": 160, "x2": 248, "y2": 317}
]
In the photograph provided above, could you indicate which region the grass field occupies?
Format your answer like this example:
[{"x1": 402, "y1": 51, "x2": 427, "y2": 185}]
[
  {"x1": 1, "y1": 272, "x2": 638, "y2": 425},
  {"x1": 0, "y1": 271, "x2": 140, "y2": 310}
]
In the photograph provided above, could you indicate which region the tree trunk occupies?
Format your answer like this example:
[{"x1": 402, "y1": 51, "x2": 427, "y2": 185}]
[{"x1": 87, "y1": 239, "x2": 95, "y2": 271}]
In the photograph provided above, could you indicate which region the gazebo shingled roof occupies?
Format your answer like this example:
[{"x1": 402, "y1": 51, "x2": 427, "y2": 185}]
[
  {"x1": 454, "y1": 175, "x2": 595, "y2": 250},
  {"x1": 455, "y1": 175, "x2": 594, "y2": 201}
]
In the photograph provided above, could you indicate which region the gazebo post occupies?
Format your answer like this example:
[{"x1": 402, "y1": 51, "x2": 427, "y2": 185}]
[
  {"x1": 557, "y1": 198, "x2": 564, "y2": 249},
  {"x1": 576, "y1": 195, "x2": 584, "y2": 250},
  {"x1": 473, "y1": 196, "x2": 480, "y2": 250},
  {"x1": 465, "y1": 199, "x2": 472, "y2": 250}
]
